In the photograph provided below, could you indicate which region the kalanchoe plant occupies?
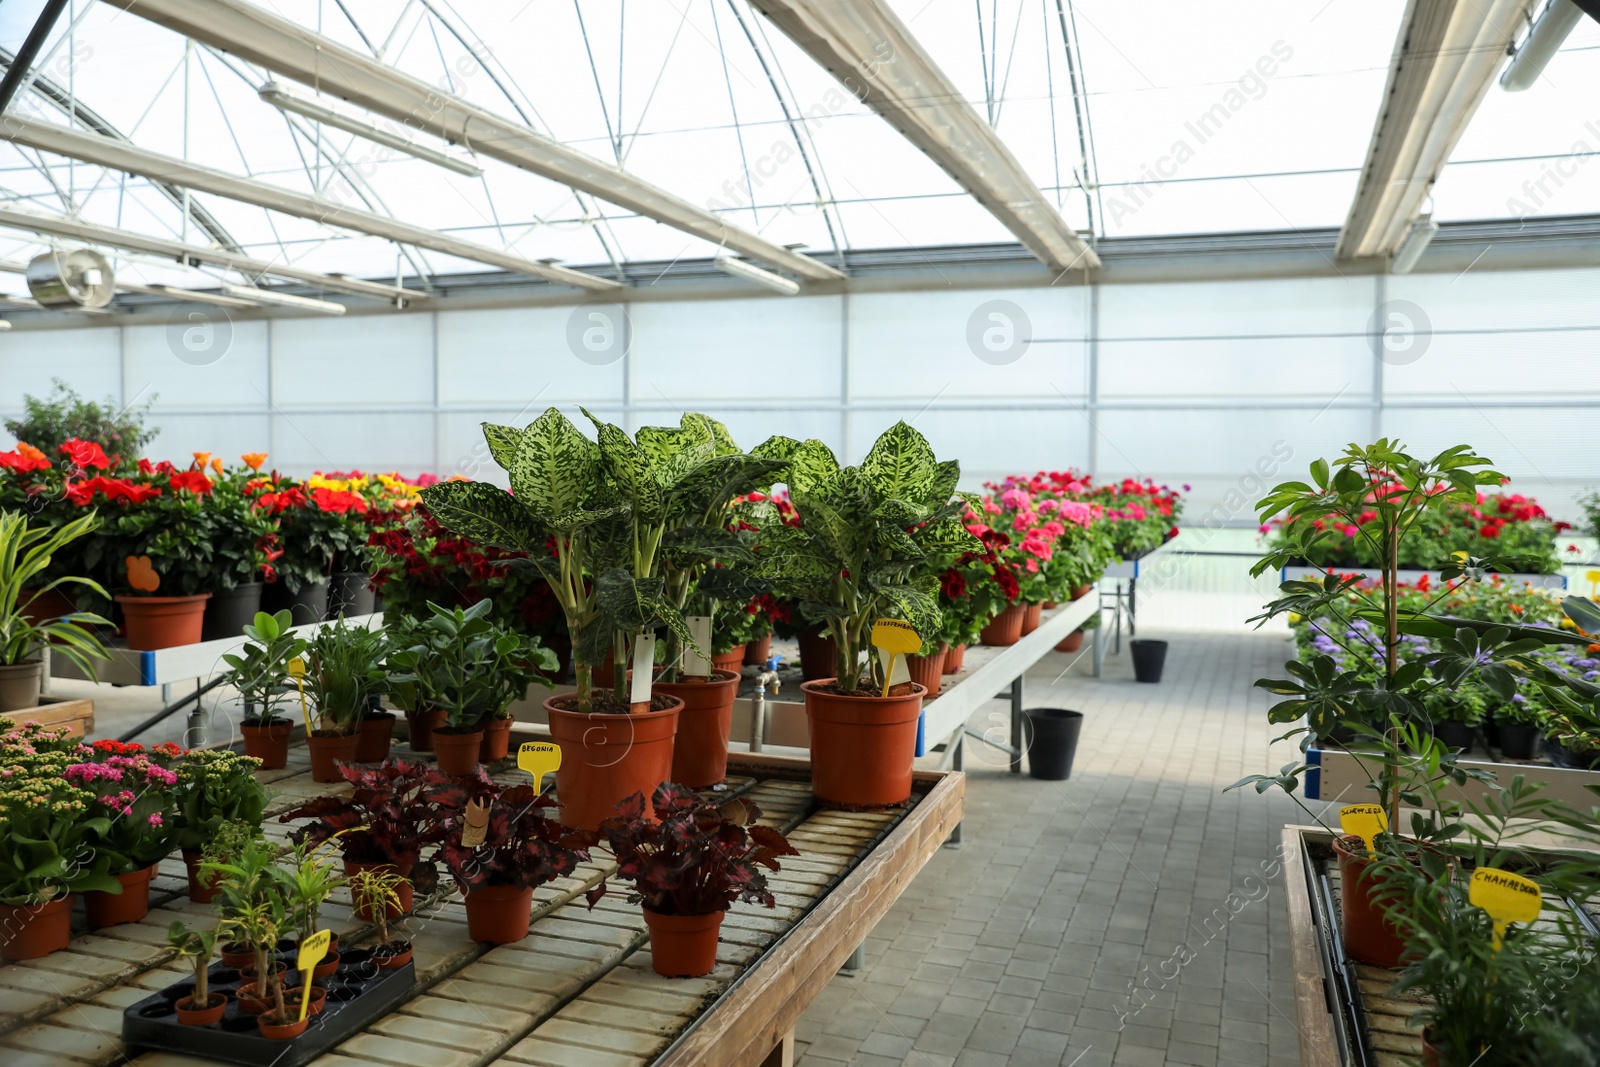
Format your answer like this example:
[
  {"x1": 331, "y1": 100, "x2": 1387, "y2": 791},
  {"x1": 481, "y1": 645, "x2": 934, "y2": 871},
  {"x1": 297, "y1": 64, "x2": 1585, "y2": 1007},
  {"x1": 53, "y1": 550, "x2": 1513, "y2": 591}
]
[
  {"x1": 428, "y1": 768, "x2": 590, "y2": 893},
  {"x1": 583, "y1": 783, "x2": 798, "y2": 916},
  {"x1": 751, "y1": 423, "x2": 983, "y2": 693},
  {"x1": 384, "y1": 599, "x2": 554, "y2": 730},
  {"x1": 279, "y1": 757, "x2": 460, "y2": 873},
  {"x1": 171, "y1": 750, "x2": 266, "y2": 856},
  {"x1": 222, "y1": 610, "x2": 308, "y2": 726}
]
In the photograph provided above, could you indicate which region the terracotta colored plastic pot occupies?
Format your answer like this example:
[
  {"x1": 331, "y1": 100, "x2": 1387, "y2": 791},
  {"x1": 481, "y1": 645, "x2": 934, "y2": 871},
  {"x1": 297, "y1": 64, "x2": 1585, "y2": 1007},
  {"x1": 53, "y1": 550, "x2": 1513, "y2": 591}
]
[
  {"x1": 433, "y1": 728, "x2": 484, "y2": 776},
  {"x1": 1055, "y1": 630, "x2": 1085, "y2": 654},
  {"x1": 644, "y1": 908, "x2": 724, "y2": 978},
  {"x1": 1020, "y1": 602, "x2": 1044, "y2": 635},
  {"x1": 116, "y1": 593, "x2": 211, "y2": 651},
  {"x1": 84, "y1": 865, "x2": 155, "y2": 928},
  {"x1": 943, "y1": 644, "x2": 966, "y2": 675},
  {"x1": 220, "y1": 942, "x2": 255, "y2": 969},
  {"x1": 546, "y1": 696, "x2": 681, "y2": 831},
  {"x1": 406, "y1": 708, "x2": 445, "y2": 753},
  {"x1": 313, "y1": 950, "x2": 341, "y2": 978},
  {"x1": 1421, "y1": 1029, "x2": 1442, "y2": 1067},
  {"x1": 1332, "y1": 834, "x2": 1406, "y2": 968},
  {"x1": 658, "y1": 669, "x2": 739, "y2": 789},
  {"x1": 906, "y1": 646, "x2": 947, "y2": 698},
  {"x1": 258, "y1": 1012, "x2": 309, "y2": 1040},
  {"x1": 176, "y1": 993, "x2": 228, "y2": 1026},
  {"x1": 239, "y1": 962, "x2": 287, "y2": 990},
  {"x1": 743, "y1": 634, "x2": 771, "y2": 666},
  {"x1": 802, "y1": 680, "x2": 925, "y2": 808},
  {"x1": 241, "y1": 719, "x2": 291, "y2": 770},
  {"x1": 355, "y1": 712, "x2": 395, "y2": 763},
  {"x1": 19, "y1": 587, "x2": 77, "y2": 624},
  {"x1": 235, "y1": 985, "x2": 271, "y2": 1015},
  {"x1": 306, "y1": 731, "x2": 360, "y2": 783},
  {"x1": 979, "y1": 604, "x2": 1026, "y2": 647},
  {"x1": 0, "y1": 659, "x2": 43, "y2": 713},
  {"x1": 712, "y1": 645, "x2": 746, "y2": 674},
  {"x1": 479, "y1": 716, "x2": 513, "y2": 763},
  {"x1": 345, "y1": 860, "x2": 414, "y2": 920},
  {"x1": 301, "y1": 986, "x2": 328, "y2": 1017},
  {"x1": 797, "y1": 630, "x2": 838, "y2": 683},
  {"x1": 0, "y1": 894, "x2": 72, "y2": 960},
  {"x1": 373, "y1": 941, "x2": 413, "y2": 969},
  {"x1": 184, "y1": 850, "x2": 222, "y2": 904},
  {"x1": 1070, "y1": 584, "x2": 1093, "y2": 600},
  {"x1": 465, "y1": 883, "x2": 535, "y2": 944}
]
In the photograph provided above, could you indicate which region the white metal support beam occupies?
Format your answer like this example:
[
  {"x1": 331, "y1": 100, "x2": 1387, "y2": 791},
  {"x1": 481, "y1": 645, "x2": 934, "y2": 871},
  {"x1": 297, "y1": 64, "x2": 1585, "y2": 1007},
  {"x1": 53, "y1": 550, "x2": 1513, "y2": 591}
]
[
  {"x1": 103, "y1": 0, "x2": 844, "y2": 284},
  {"x1": 0, "y1": 116, "x2": 620, "y2": 291},
  {"x1": 1336, "y1": 0, "x2": 1535, "y2": 261},
  {"x1": 0, "y1": 206, "x2": 422, "y2": 303},
  {"x1": 747, "y1": 0, "x2": 1099, "y2": 273}
]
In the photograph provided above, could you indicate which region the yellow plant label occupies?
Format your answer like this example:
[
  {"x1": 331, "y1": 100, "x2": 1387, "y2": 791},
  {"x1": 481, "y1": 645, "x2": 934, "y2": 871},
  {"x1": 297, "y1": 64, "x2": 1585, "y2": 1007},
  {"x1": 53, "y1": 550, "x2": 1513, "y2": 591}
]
[
  {"x1": 295, "y1": 928, "x2": 331, "y2": 1021},
  {"x1": 1339, "y1": 804, "x2": 1387, "y2": 855},
  {"x1": 1469, "y1": 867, "x2": 1542, "y2": 951},
  {"x1": 518, "y1": 742, "x2": 561, "y2": 792},
  {"x1": 287, "y1": 658, "x2": 306, "y2": 679},
  {"x1": 871, "y1": 619, "x2": 922, "y2": 655},
  {"x1": 461, "y1": 798, "x2": 491, "y2": 849}
]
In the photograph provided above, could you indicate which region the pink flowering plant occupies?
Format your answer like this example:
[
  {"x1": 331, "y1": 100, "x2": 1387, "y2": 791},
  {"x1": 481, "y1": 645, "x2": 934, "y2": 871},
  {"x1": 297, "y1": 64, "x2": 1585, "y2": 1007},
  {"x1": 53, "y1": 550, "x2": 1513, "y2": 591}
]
[
  {"x1": 975, "y1": 485, "x2": 1115, "y2": 604},
  {"x1": 0, "y1": 719, "x2": 125, "y2": 904},
  {"x1": 63, "y1": 742, "x2": 182, "y2": 874}
]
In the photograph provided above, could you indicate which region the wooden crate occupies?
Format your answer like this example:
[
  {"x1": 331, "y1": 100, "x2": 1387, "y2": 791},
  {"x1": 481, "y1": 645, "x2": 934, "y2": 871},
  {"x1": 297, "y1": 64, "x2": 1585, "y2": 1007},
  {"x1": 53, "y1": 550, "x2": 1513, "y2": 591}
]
[{"x1": 5, "y1": 696, "x2": 93, "y2": 736}]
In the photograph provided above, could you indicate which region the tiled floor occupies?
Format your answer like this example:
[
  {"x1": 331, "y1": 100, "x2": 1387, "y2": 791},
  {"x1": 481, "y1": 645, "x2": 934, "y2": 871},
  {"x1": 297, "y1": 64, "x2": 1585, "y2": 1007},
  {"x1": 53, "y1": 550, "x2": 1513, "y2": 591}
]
[{"x1": 794, "y1": 628, "x2": 1311, "y2": 1067}]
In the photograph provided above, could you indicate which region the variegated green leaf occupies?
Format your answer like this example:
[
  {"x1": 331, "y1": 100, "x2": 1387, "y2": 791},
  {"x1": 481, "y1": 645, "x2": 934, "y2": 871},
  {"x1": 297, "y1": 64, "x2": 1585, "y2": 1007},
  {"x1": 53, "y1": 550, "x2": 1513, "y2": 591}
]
[
  {"x1": 755, "y1": 435, "x2": 838, "y2": 494},
  {"x1": 876, "y1": 583, "x2": 942, "y2": 640},
  {"x1": 912, "y1": 517, "x2": 984, "y2": 556},
  {"x1": 928, "y1": 459, "x2": 961, "y2": 506},
  {"x1": 502, "y1": 409, "x2": 600, "y2": 527},
  {"x1": 670, "y1": 455, "x2": 789, "y2": 518},
  {"x1": 418, "y1": 481, "x2": 543, "y2": 553},
  {"x1": 585, "y1": 409, "x2": 666, "y2": 521},
  {"x1": 482, "y1": 423, "x2": 522, "y2": 472},
  {"x1": 861, "y1": 421, "x2": 937, "y2": 502}
]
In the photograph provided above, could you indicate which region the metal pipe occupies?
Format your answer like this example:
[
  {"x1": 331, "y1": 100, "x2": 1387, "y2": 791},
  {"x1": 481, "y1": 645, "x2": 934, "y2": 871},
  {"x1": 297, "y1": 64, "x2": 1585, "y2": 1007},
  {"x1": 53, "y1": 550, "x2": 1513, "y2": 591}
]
[
  {"x1": 0, "y1": 0, "x2": 70, "y2": 114},
  {"x1": 750, "y1": 669, "x2": 780, "y2": 753},
  {"x1": 118, "y1": 674, "x2": 227, "y2": 742}
]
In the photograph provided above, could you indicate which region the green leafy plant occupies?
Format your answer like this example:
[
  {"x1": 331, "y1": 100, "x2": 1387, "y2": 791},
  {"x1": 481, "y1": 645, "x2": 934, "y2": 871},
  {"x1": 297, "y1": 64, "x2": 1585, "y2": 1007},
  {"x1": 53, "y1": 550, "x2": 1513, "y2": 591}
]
[
  {"x1": 384, "y1": 599, "x2": 555, "y2": 729},
  {"x1": 199, "y1": 818, "x2": 259, "y2": 869},
  {"x1": 347, "y1": 866, "x2": 408, "y2": 952},
  {"x1": 201, "y1": 836, "x2": 290, "y2": 999},
  {"x1": 282, "y1": 835, "x2": 346, "y2": 944},
  {"x1": 171, "y1": 750, "x2": 267, "y2": 855},
  {"x1": 4, "y1": 379, "x2": 157, "y2": 462},
  {"x1": 0, "y1": 509, "x2": 110, "y2": 675},
  {"x1": 304, "y1": 618, "x2": 388, "y2": 736},
  {"x1": 167, "y1": 919, "x2": 229, "y2": 1010},
  {"x1": 222, "y1": 610, "x2": 308, "y2": 726}
]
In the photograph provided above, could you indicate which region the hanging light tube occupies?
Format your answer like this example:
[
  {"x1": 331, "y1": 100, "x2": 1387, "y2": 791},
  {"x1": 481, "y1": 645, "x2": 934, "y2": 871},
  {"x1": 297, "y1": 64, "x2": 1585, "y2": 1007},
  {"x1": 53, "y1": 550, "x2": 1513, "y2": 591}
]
[
  {"x1": 258, "y1": 82, "x2": 484, "y2": 177},
  {"x1": 714, "y1": 256, "x2": 800, "y2": 296},
  {"x1": 220, "y1": 284, "x2": 346, "y2": 315}
]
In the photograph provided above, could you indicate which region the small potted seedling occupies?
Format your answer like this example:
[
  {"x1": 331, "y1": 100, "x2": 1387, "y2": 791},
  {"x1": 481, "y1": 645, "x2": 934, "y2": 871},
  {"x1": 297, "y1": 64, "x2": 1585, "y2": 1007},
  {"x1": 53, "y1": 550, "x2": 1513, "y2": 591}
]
[
  {"x1": 284, "y1": 837, "x2": 346, "y2": 976},
  {"x1": 167, "y1": 920, "x2": 230, "y2": 1025},
  {"x1": 193, "y1": 819, "x2": 257, "y2": 907},
  {"x1": 348, "y1": 867, "x2": 412, "y2": 969},
  {"x1": 200, "y1": 836, "x2": 289, "y2": 982}
]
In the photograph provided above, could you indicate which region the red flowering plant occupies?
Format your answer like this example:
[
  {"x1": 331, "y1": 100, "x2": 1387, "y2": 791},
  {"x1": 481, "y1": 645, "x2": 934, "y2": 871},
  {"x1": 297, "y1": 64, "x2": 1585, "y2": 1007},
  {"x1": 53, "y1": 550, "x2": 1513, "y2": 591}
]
[
  {"x1": 203, "y1": 456, "x2": 280, "y2": 592},
  {"x1": 425, "y1": 767, "x2": 590, "y2": 894},
  {"x1": 278, "y1": 757, "x2": 461, "y2": 873},
  {"x1": 933, "y1": 508, "x2": 1020, "y2": 649},
  {"x1": 75, "y1": 455, "x2": 223, "y2": 597},
  {"x1": 990, "y1": 470, "x2": 1184, "y2": 560},
  {"x1": 728, "y1": 490, "x2": 805, "y2": 641},
  {"x1": 246, "y1": 471, "x2": 370, "y2": 594},
  {"x1": 0, "y1": 438, "x2": 110, "y2": 588},
  {"x1": 580, "y1": 783, "x2": 798, "y2": 917}
]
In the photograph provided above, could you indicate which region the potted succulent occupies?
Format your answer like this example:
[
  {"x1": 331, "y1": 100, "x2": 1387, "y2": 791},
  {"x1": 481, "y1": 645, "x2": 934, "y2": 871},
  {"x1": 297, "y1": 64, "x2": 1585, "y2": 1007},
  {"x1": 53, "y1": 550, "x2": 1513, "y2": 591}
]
[
  {"x1": 302, "y1": 618, "x2": 388, "y2": 781},
  {"x1": 427, "y1": 769, "x2": 590, "y2": 944},
  {"x1": 279, "y1": 757, "x2": 461, "y2": 920},
  {"x1": 0, "y1": 509, "x2": 110, "y2": 712},
  {"x1": 223, "y1": 610, "x2": 308, "y2": 769},
  {"x1": 584, "y1": 784, "x2": 798, "y2": 977},
  {"x1": 170, "y1": 750, "x2": 267, "y2": 902},
  {"x1": 70, "y1": 741, "x2": 181, "y2": 927},
  {"x1": 166, "y1": 920, "x2": 231, "y2": 1026},
  {"x1": 752, "y1": 423, "x2": 981, "y2": 807},
  {"x1": 347, "y1": 867, "x2": 412, "y2": 969}
]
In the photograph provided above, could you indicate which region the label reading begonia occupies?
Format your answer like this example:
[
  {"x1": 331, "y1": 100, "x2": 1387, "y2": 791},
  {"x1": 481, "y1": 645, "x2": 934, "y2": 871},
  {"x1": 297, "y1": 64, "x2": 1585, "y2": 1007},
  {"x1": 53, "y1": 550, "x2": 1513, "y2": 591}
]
[
  {"x1": 517, "y1": 742, "x2": 561, "y2": 793},
  {"x1": 681, "y1": 615, "x2": 713, "y2": 677}
]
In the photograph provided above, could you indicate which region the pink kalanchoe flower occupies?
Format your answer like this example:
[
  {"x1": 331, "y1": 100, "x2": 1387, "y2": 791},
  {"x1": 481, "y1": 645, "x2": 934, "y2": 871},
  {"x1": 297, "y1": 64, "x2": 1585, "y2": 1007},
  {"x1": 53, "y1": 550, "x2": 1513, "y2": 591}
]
[{"x1": 147, "y1": 813, "x2": 163, "y2": 828}]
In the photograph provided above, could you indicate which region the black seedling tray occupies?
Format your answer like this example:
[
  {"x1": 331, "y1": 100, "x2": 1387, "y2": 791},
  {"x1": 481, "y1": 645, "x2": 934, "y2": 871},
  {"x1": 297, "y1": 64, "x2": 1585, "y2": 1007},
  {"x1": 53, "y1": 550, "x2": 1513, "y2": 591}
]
[{"x1": 122, "y1": 944, "x2": 415, "y2": 1067}]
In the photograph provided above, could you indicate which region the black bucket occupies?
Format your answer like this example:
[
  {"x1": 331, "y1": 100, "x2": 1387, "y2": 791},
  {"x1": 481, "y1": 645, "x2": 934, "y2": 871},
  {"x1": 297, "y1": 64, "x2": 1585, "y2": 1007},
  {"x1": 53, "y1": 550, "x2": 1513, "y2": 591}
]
[
  {"x1": 1495, "y1": 723, "x2": 1540, "y2": 761},
  {"x1": 1129, "y1": 639, "x2": 1167, "y2": 684},
  {"x1": 1022, "y1": 708, "x2": 1084, "y2": 781},
  {"x1": 201, "y1": 582, "x2": 263, "y2": 641},
  {"x1": 327, "y1": 571, "x2": 377, "y2": 619},
  {"x1": 1429, "y1": 719, "x2": 1476, "y2": 754},
  {"x1": 263, "y1": 579, "x2": 330, "y2": 626}
]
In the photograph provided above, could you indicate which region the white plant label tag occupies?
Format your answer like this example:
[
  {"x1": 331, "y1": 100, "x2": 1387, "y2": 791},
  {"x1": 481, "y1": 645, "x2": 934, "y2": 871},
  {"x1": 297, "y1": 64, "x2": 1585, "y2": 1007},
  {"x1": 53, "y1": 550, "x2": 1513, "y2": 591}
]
[
  {"x1": 879, "y1": 648, "x2": 912, "y2": 688},
  {"x1": 681, "y1": 615, "x2": 713, "y2": 677},
  {"x1": 631, "y1": 632, "x2": 656, "y2": 704}
]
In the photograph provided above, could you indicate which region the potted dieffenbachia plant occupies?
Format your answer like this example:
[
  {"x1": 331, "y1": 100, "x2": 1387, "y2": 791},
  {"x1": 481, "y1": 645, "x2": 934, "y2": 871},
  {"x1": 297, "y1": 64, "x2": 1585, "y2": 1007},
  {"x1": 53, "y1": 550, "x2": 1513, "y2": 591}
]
[{"x1": 751, "y1": 422, "x2": 982, "y2": 807}]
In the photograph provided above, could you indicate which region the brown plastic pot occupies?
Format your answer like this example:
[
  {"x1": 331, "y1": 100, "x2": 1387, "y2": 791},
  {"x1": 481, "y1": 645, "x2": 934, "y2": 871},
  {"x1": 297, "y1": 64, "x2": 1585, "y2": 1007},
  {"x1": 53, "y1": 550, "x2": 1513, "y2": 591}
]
[
  {"x1": 943, "y1": 644, "x2": 966, "y2": 675},
  {"x1": 802, "y1": 680, "x2": 926, "y2": 808},
  {"x1": 979, "y1": 604, "x2": 1026, "y2": 646},
  {"x1": 306, "y1": 731, "x2": 360, "y2": 783},
  {"x1": 797, "y1": 629, "x2": 838, "y2": 683},
  {"x1": 712, "y1": 645, "x2": 746, "y2": 674},
  {"x1": 1420, "y1": 1028, "x2": 1442, "y2": 1067},
  {"x1": 116, "y1": 593, "x2": 211, "y2": 650},
  {"x1": 406, "y1": 708, "x2": 445, "y2": 753},
  {"x1": 345, "y1": 860, "x2": 413, "y2": 920},
  {"x1": 84, "y1": 865, "x2": 155, "y2": 928},
  {"x1": 658, "y1": 669, "x2": 739, "y2": 789},
  {"x1": 240, "y1": 719, "x2": 291, "y2": 769},
  {"x1": 433, "y1": 728, "x2": 484, "y2": 777},
  {"x1": 1332, "y1": 834, "x2": 1406, "y2": 968},
  {"x1": 19, "y1": 587, "x2": 77, "y2": 624},
  {"x1": 176, "y1": 992, "x2": 228, "y2": 1026},
  {"x1": 355, "y1": 712, "x2": 395, "y2": 763},
  {"x1": 906, "y1": 646, "x2": 947, "y2": 698},
  {"x1": 1070, "y1": 583, "x2": 1093, "y2": 600},
  {"x1": 183, "y1": 850, "x2": 222, "y2": 904},
  {"x1": 743, "y1": 634, "x2": 771, "y2": 666},
  {"x1": 465, "y1": 883, "x2": 535, "y2": 944},
  {"x1": 235, "y1": 984, "x2": 271, "y2": 1016},
  {"x1": 546, "y1": 696, "x2": 681, "y2": 831},
  {"x1": 1055, "y1": 630, "x2": 1085, "y2": 654},
  {"x1": 312, "y1": 950, "x2": 341, "y2": 978},
  {"x1": 1020, "y1": 602, "x2": 1044, "y2": 635},
  {"x1": 373, "y1": 940, "x2": 413, "y2": 969},
  {"x1": 0, "y1": 659, "x2": 43, "y2": 713},
  {"x1": 257, "y1": 1011, "x2": 309, "y2": 1040},
  {"x1": 220, "y1": 942, "x2": 255, "y2": 969},
  {"x1": 0, "y1": 894, "x2": 72, "y2": 960},
  {"x1": 479, "y1": 716, "x2": 513, "y2": 763},
  {"x1": 644, "y1": 908, "x2": 724, "y2": 978}
]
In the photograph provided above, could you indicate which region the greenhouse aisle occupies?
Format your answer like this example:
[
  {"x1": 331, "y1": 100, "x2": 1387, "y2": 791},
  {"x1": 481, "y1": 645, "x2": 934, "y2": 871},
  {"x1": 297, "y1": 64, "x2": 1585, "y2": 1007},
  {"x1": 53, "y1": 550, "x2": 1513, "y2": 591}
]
[{"x1": 794, "y1": 629, "x2": 1308, "y2": 1067}]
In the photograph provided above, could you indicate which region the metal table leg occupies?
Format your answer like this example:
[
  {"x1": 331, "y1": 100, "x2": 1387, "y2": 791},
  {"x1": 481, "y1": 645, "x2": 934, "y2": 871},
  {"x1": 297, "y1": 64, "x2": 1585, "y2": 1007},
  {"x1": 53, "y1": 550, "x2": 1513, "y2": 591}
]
[
  {"x1": 944, "y1": 734, "x2": 964, "y2": 848},
  {"x1": 1128, "y1": 576, "x2": 1138, "y2": 637},
  {"x1": 1093, "y1": 598, "x2": 1106, "y2": 678},
  {"x1": 1009, "y1": 676, "x2": 1023, "y2": 775}
]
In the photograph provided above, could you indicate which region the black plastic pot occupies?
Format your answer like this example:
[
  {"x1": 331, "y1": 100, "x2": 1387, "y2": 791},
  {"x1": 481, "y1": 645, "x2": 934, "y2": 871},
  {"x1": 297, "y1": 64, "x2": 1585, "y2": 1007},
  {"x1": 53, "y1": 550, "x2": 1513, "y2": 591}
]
[
  {"x1": 262, "y1": 580, "x2": 329, "y2": 627},
  {"x1": 326, "y1": 572, "x2": 376, "y2": 620},
  {"x1": 1495, "y1": 723, "x2": 1540, "y2": 761},
  {"x1": 1546, "y1": 737, "x2": 1600, "y2": 770},
  {"x1": 1022, "y1": 708, "x2": 1084, "y2": 781},
  {"x1": 1429, "y1": 719, "x2": 1476, "y2": 754},
  {"x1": 1129, "y1": 639, "x2": 1167, "y2": 684},
  {"x1": 202, "y1": 583, "x2": 264, "y2": 642}
]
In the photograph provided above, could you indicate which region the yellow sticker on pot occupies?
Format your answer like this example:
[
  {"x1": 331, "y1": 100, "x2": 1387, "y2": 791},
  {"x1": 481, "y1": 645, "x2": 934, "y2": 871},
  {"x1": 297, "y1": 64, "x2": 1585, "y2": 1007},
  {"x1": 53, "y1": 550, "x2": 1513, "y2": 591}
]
[
  {"x1": 1339, "y1": 804, "x2": 1387, "y2": 856},
  {"x1": 1469, "y1": 867, "x2": 1542, "y2": 951},
  {"x1": 518, "y1": 742, "x2": 561, "y2": 793},
  {"x1": 871, "y1": 619, "x2": 921, "y2": 698}
]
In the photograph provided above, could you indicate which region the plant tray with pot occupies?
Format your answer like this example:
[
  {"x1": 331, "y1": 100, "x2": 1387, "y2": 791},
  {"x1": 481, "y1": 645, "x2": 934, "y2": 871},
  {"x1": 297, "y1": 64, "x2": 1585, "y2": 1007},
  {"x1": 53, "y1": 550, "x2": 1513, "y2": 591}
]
[
  {"x1": 120, "y1": 949, "x2": 414, "y2": 1067},
  {"x1": 1281, "y1": 826, "x2": 1598, "y2": 1067}
]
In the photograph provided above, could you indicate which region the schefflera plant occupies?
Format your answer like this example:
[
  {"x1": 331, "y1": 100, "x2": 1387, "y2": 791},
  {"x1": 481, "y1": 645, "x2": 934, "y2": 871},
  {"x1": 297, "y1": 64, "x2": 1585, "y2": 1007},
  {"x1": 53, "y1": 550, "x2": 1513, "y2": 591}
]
[{"x1": 420, "y1": 408, "x2": 782, "y2": 710}]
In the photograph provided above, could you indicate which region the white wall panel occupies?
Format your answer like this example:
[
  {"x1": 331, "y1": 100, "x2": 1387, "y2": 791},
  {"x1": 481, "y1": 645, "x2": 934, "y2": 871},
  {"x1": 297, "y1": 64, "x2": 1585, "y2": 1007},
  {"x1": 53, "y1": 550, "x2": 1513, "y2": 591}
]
[
  {"x1": 147, "y1": 413, "x2": 271, "y2": 465},
  {"x1": 1389, "y1": 268, "x2": 1600, "y2": 332},
  {"x1": 1383, "y1": 329, "x2": 1600, "y2": 398},
  {"x1": 1099, "y1": 336, "x2": 1370, "y2": 400},
  {"x1": 123, "y1": 320, "x2": 270, "y2": 411},
  {"x1": 437, "y1": 306, "x2": 625, "y2": 406},
  {"x1": 0, "y1": 326, "x2": 121, "y2": 416},
  {"x1": 270, "y1": 315, "x2": 433, "y2": 408},
  {"x1": 1098, "y1": 275, "x2": 1372, "y2": 338},
  {"x1": 628, "y1": 296, "x2": 842, "y2": 402},
  {"x1": 269, "y1": 412, "x2": 434, "y2": 476},
  {"x1": 848, "y1": 407, "x2": 1087, "y2": 486}
]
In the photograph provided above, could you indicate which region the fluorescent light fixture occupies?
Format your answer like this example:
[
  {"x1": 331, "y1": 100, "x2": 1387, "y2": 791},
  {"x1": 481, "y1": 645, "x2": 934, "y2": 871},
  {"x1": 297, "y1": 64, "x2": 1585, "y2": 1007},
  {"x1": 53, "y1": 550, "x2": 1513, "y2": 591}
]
[
  {"x1": 259, "y1": 82, "x2": 484, "y2": 177},
  {"x1": 0, "y1": 320, "x2": 11, "y2": 330},
  {"x1": 1392, "y1": 215, "x2": 1440, "y2": 274},
  {"x1": 1501, "y1": 0, "x2": 1585, "y2": 90},
  {"x1": 713, "y1": 256, "x2": 800, "y2": 296},
  {"x1": 118, "y1": 282, "x2": 261, "y2": 309},
  {"x1": 221, "y1": 284, "x2": 346, "y2": 315},
  {"x1": 0, "y1": 292, "x2": 109, "y2": 314}
]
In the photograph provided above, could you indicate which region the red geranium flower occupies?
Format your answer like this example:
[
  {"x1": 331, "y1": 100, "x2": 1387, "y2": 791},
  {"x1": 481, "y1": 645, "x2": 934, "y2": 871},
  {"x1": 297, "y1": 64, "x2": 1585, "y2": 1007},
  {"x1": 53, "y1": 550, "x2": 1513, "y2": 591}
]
[
  {"x1": 59, "y1": 438, "x2": 110, "y2": 470},
  {"x1": 168, "y1": 470, "x2": 214, "y2": 495}
]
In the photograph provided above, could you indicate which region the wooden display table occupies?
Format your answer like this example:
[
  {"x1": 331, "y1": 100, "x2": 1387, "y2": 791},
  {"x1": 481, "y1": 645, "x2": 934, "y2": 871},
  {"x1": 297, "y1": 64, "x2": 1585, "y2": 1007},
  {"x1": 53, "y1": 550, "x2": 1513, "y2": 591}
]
[
  {"x1": 0, "y1": 748, "x2": 963, "y2": 1067},
  {"x1": 4, "y1": 696, "x2": 93, "y2": 736}
]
